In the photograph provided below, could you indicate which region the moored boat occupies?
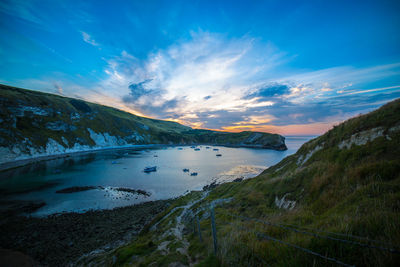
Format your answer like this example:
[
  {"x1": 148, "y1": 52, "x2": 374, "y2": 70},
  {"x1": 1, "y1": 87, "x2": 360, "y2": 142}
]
[{"x1": 144, "y1": 166, "x2": 157, "y2": 172}]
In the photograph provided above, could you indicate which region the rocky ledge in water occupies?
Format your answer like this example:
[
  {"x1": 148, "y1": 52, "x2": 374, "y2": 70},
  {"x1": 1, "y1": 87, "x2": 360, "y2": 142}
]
[
  {"x1": 114, "y1": 187, "x2": 150, "y2": 197},
  {"x1": 0, "y1": 200, "x2": 171, "y2": 266},
  {"x1": 55, "y1": 185, "x2": 99, "y2": 193},
  {"x1": 55, "y1": 185, "x2": 150, "y2": 197}
]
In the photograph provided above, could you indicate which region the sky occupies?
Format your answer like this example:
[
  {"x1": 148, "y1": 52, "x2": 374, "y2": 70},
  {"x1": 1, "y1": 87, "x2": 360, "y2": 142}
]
[{"x1": 0, "y1": 0, "x2": 399, "y2": 135}]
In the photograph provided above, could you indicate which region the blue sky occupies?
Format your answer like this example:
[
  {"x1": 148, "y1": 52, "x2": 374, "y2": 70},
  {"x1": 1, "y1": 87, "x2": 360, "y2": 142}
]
[{"x1": 0, "y1": 0, "x2": 399, "y2": 135}]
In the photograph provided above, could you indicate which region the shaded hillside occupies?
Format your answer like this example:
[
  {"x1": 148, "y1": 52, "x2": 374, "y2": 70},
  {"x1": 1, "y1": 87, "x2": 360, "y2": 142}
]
[
  {"x1": 101, "y1": 98, "x2": 400, "y2": 266},
  {"x1": 0, "y1": 84, "x2": 286, "y2": 165}
]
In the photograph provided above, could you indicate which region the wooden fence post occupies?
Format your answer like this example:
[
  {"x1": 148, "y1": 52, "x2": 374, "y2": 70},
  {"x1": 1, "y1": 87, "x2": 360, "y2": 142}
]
[
  {"x1": 210, "y1": 206, "x2": 218, "y2": 254},
  {"x1": 196, "y1": 215, "x2": 202, "y2": 242}
]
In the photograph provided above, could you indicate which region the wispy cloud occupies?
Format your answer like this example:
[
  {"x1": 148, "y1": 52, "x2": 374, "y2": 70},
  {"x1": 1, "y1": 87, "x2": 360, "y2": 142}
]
[
  {"x1": 337, "y1": 85, "x2": 400, "y2": 96},
  {"x1": 100, "y1": 32, "x2": 286, "y2": 118},
  {"x1": 54, "y1": 82, "x2": 63, "y2": 94},
  {"x1": 89, "y1": 31, "x2": 400, "y2": 134},
  {"x1": 80, "y1": 31, "x2": 99, "y2": 46},
  {"x1": 0, "y1": 0, "x2": 45, "y2": 26},
  {"x1": 14, "y1": 30, "x2": 400, "y2": 135}
]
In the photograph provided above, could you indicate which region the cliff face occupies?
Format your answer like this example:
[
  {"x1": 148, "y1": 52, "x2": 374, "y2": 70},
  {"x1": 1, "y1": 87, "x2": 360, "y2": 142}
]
[{"x1": 0, "y1": 84, "x2": 286, "y2": 164}]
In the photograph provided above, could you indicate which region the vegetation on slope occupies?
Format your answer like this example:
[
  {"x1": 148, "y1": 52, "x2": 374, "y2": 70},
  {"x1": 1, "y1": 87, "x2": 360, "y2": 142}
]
[
  {"x1": 0, "y1": 84, "x2": 286, "y2": 163},
  {"x1": 101, "y1": 99, "x2": 400, "y2": 266}
]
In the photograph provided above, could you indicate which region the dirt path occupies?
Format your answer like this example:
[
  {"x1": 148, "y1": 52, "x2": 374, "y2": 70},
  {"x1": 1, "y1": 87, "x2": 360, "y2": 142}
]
[{"x1": 154, "y1": 192, "x2": 208, "y2": 265}]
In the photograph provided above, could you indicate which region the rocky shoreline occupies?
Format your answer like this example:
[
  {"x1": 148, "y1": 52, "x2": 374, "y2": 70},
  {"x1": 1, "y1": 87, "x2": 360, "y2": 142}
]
[
  {"x1": 0, "y1": 200, "x2": 171, "y2": 266},
  {"x1": 0, "y1": 144, "x2": 165, "y2": 172}
]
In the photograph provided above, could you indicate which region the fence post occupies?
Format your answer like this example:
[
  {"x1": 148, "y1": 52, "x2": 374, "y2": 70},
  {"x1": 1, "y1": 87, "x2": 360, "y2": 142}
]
[
  {"x1": 196, "y1": 215, "x2": 202, "y2": 242},
  {"x1": 210, "y1": 206, "x2": 218, "y2": 254}
]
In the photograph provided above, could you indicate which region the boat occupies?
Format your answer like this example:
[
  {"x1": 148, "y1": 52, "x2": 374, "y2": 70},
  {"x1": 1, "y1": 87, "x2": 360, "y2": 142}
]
[
  {"x1": 213, "y1": 148, "x2": 219, "y2": 151},
  {"x1": 216, "y1": 154, "x2": 222, "y2": 157},
  {"x1": 183, "y1": 168, "x2": 190, "y2": 172},
  {"x1": 205, "y1": 146, "x2": 210, "y2": 149},
  {"x1": 154, "y1": 155, "x2": 158, "y2": 157},
  {"x1": 178, "y1": 147, "x2": 183, "y2": 150},
  {"x1": 194, "y1": 148, "x2": 200, "y2": 151},
  {"x1": 190, "y1": 172, "x2": 198, "y2": 176},
  {"x1": 144, "y1": 166, "x2": 157, "y2": 172},
  {"x1": 190, "y1": 146, "x2": 196, "y2": 148}
]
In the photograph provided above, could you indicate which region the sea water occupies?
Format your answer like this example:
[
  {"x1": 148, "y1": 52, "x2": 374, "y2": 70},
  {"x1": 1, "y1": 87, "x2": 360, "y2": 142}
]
[{"x1": 0, "y1": 136, "x2": 314, "y2": 216}]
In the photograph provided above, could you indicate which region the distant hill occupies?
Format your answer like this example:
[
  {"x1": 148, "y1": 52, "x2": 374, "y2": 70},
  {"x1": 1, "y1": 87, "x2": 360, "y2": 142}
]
[
  {"x1": 0, "y1": 84, "x2": 286, "y2": 165},
  {"x1": 102, "y1": 98, "x2": 400, "y2": 266}
]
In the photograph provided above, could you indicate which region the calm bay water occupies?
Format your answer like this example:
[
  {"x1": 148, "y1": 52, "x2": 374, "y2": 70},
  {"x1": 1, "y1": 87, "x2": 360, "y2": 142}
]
[{"x1": 0, "y1": 136, "x2": 314, "y2": 216}]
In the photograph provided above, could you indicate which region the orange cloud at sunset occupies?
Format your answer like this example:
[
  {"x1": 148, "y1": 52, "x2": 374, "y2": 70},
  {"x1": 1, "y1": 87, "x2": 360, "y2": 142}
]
[{"x1": 220, "y1": 121, "x2": 338, "y2": 136}]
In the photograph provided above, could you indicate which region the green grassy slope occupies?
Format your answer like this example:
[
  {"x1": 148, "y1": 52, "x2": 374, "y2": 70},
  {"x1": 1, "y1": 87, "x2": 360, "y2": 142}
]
[
  {"x1": 106, "y1": 98, "x2": 400, "y2": 266},
  {"x1": 0, "y1": 84, "x2": 286, "y2": 163}
]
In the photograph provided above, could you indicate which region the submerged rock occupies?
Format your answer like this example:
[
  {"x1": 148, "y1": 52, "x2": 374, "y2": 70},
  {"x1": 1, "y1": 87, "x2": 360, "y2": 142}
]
[
  {"x1": 113, "y1": 187, "x2": 150, "y2": 197},
  {"x1": 56, "y1": 186, "x2": 98, "y2": 193}
]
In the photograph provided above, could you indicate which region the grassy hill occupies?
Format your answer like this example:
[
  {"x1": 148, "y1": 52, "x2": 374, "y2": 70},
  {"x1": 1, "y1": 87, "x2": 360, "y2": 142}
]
[
  {"x1": 0, "y1": 84, "x2": 286, "y2": 165},
  {"x1": 93, "y1": 98, "x2": 400, "y2": 266}
]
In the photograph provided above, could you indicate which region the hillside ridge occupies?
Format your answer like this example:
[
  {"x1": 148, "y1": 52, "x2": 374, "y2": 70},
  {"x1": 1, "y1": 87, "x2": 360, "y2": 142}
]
[
  {"x1": 95, "y1": 98, "x2": 400, "y2": 266},
  {"x1": 0, "y1": 84, "x2": 286, "y2": 166}
]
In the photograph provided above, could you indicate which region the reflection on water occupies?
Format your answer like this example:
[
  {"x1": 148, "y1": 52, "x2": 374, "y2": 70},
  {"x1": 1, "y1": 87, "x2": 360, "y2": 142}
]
[
  {"x1": 216, "y1": 165, "x2": 267, "y2": 183},
  {"x1": 0, "y1": 136, "x2": 314, "y2": 216}
]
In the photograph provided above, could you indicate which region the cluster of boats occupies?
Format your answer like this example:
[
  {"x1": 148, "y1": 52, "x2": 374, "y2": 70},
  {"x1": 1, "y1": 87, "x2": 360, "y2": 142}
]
[
  {"x1": 143, "y1": 166, "x2": 198, "y2": 176},
  {"x1": 186, "y1": 146, "x2": 221, "y2": 156},
  {"x1": 142, "y1": 146, "x2": 222, "y2": 173}
]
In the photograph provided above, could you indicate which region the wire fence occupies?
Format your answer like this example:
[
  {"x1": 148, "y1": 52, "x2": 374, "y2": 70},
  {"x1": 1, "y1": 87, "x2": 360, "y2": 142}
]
[
  {"x1": 191, "y1": 206, "x2": 400, "y2": 266},
  {"x1": 266, "y1": 221, "x2": 398, "y2": 248},
  {"x1": 227, "y1": 213, "x2": 400, "y2": 254},
  {"x1": 227, "y1": 222, "x2": 355, "y2": 267}
]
